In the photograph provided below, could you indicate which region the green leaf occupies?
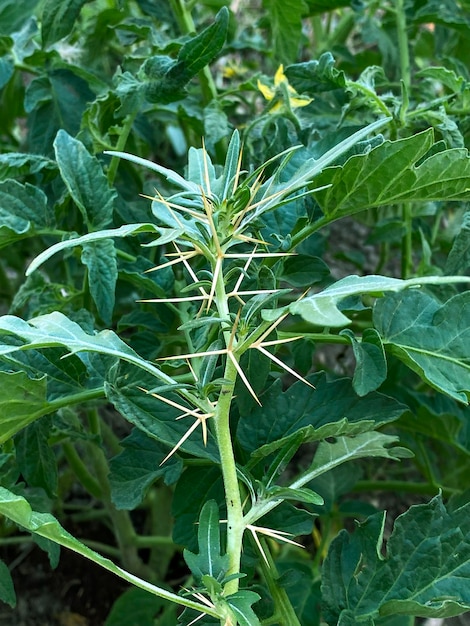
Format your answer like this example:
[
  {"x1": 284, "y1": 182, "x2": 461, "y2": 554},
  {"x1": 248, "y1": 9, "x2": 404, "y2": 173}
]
[
  {"x1": 26, "y1": 69, "x2": 95, "y2": 155},
  {"x1": 105, "y1": 587, "x2": 173, "y2": 626},
  {"x1": 105, "y1": 377, "x2": 219, "y2": 463},
  {"x1": 0, "y1": 559, "x2": 15, "y2": 608},
  {"x1": 41, "y1": 0, "x2": 89, "y2": 47},
  {"x1": 312, "y1": 130, "x2": 470, "y2": 219},
  {"x1": 280, "y1": 255, "x2": 330, "y2": 287},
  {"x1": 0, "y1": 0, "x2": 40, "y2": 35},
  {"x1": 54, "y1": 129, "x2": 116, "y2": 229},
  {"x1": 15, "y1": 416, "x2": 58, "y2": 498},
  {"x1": 0, "y1": 486, "x2": 220, "y2": 617},
  {"x1": 25, "y1": 223, "x2": 164, "y2": 276},
  {"x1": 374, "y1": 290, "x2": 470, "y2": 403},
  {"x1": 237, "y1": 373, "x2": 407, "y2": 455},
  {"x1": 265, "y1": 274, "x2": 470, "y2": 328},
  {"x1": 322, "y1": 494, "x2": 470, "y2": 623},
  {"x1": 0, "y1": 371, "x2": 50, "y2": 444},
  {"x1": 263, "y1": 0, "x2": 308, "y2": 65},
  {"x1": 109, "y1": 428, "x2": 183, "y2": 510},
  {"x1": 81, "y1": 239, "x2": 117, "y2": 325},
  {"x1": 183, "y1": 500, "x2": 230, "y2": 582},
  {"x1": 225, "y1": 590, "x2": 262, "y2": 626},
  {"x1": 0, "y1": 152, "x2": 56, "y2": 180},
  {"x1": 0, "y1": 180, "x2": 51, "y2": 248},
  {"x1": 446, "y1": 208, "x2": 470, "y2": 274},
  {"x1": 172, "y1": 466, "x2": 224, "y2": 551},
  {"x1": 340, "y1": 328, "x2": 387, "y2": 395},
  {"x1": 143, "y1": 7, "x2": 229, "y2": 104}
]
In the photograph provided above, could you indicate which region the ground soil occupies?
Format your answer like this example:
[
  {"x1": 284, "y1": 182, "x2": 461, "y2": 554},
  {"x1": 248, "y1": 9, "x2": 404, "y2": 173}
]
[{"x1": 0, "y1": 541, "x2": 127, "y2": 626}]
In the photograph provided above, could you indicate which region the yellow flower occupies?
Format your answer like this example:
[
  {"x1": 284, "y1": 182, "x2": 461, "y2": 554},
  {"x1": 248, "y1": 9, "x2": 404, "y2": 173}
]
[{"x1": 257, "y1": 65, "x2": 313, "y2": 112}]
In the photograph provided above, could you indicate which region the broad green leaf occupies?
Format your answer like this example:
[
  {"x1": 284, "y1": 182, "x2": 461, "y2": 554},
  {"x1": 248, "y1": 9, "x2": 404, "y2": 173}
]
[
  {"x1": 0, "y1": 371, "x2": 49, "y2": 443},
  {"x1": 143, "y1": 7, "x2": 229, "y2": 104},
  {"x1": 105, "y1": 587, "x2": 173, "y2": 626},
  {"x1": 172, "y1": 466, "x2": 224, "y2": 551},
  {"x1": 109, "y1": 428, "x2": 183, "y2": 510},
  {"x1": 25, "y1": 223, "x2": 164, "y2": 276},
  {"x1": 264, "y1": 274, "x2": 470, "y2": 328},
  {"x1": 41, "y1": 0, "x2": 89, "y2": 47},
  {"x1": 225, "y1": 590, "x2": 262, "y2": 626},
  {"x1": 263, "y1": 0, "x2": 308, "y2": 65},
  {"x1": 277, "y1": 562, "x2": 321, "y2": 626},
  {"x1": 81, "y1": 239, "x2": 117, "y2": 325},
  {"x1": 0, "y1": 559, "x2": 15, "y2": 608},
  {"x1": 237, "y1": 373, "x2": 407, "y2": 455},
  {"x1": 0, "y1": 152, "x2": 56, "y2": 180},
  {"x1": 105, "y1": 377, "x2": 219, "y2": 463},
  {"x1": 280, "y1": 255, "x2": 330, "y2": 287},
  {"x1": 322, "y1": 494, "x2": 470, "y2": 623},
  {"x1": 0, "y1": 486, "x2": 220, "y2": 617},
  {"x1": 340, "y1": 328, "x2": 387, "y2": 395},
  {"x1": 446, "y1": 209, "x2": 470, "y2": 274},
  {"x1": 0, "y1": 0, "x2": 40, "y2": 35},
  {"x1": 26, "y1": 70, "x2": 94, "y2": 155},
  {"x1": 54, "y1": 129, "x2": 116, "y2": 229},
  {"x1": 0, "y1": 180, "x2": 51, "y2": 248},
  {"x1": 374, "y1": 290, "x2": 470, "y2": 403},
  {"x1": 183, "y1": 500, "x2": 230, "y2": 582},
  {"x1": 15, "y1": 416, "x2": 58, "y2": 498},
  {"x1": 285, "y1": 52, "x2": 347, "y2": 94},
  {"x1": 0, "y1": 311, "x2": 178, "y2": 389},
  {"x1": 0, "y1": 55, "x2": 13, "y2": 89},
  {"x1": 312, "y1": 130, "x2": 470, "y2": 219}
]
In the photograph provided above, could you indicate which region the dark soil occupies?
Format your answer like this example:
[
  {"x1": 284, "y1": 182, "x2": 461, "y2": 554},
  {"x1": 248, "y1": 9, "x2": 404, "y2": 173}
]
[{"x1": 0, "y1": 542, "x2": 127, "y2": 626}]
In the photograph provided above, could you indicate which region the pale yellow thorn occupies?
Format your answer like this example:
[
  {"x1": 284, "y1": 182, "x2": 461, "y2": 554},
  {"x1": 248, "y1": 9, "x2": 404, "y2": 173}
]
[
  {"x1": 140, "y1": 192, "x2": 208, "y2": 222},
  {"x1": 157, "y1": 348, "x2": 227, "y2": 361},
  {"x1": 223, "y1": 252, "x2": 295, "y2": 258},
  {"x1": 159, "y1": 419, "x2": 203, "y2": 465},
  {"x1": 256, "y1": 336, "x2": 303, "y2": 347},
  {"x1": 227, "y1": 350, "x2": 261, "y2": 406},
  {"x1": 139, "y1": 295, "x2": 209, "y2": 303},
  {"x1": 248, "y1": 524, "x2": 304, "y2": 547},
  {"x1": 254, "y1": 344, "x2": 315, "y2": 389},
  {"x1": 206, "y1": 254, "x2": 223, "y2": 312},
  {"x1": 144, "y1": 251, "x2": 199, "y2": 273},
  {"x1": 141, "y1": 389, "x2": 202, "y2": 417}
]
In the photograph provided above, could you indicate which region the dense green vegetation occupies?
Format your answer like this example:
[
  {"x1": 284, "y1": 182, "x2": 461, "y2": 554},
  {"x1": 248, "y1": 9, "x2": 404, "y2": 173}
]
[{"x1": 1, "y1": 1, "x2": 470, "y2": 624}]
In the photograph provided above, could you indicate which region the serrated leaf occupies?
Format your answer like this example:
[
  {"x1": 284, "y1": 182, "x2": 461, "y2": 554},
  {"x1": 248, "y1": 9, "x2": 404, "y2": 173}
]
[
  {"x1": 0, "y1": 311, "x2": 176, "y2": 387},
  {"x1": 340, "y1": 328, "x2": 387, "y2": 395},
  {"x1": 109, "y1": 428, "x2": 183, "y2": 510},
  {"x1": 81, "y1": 239, "x2": 117, "y2": 325},
  {"x1": 143, "y1": 7, "x2": 229, "y2": 104},
  {"x1": 0, "y1": 152, "x2": 56, "y2": 180},
  {"x1": 41, "y1": 0, "x2": 89, "y2": 47},
  {"x1": 0, "y1": 371, "x2": 50, "y2": 443},
  {"x1": 446, "y1": 209, "x2": 470, "y2": 274},
  {"x1": 172, "y1": 466, "x2": 224, "y2": 551},
  {"x1": 0, "y1": 559, "x2": 15, "y2": 608},
  {"x1": 374, "y1": 290, "x2": 470, "y2": 403},
  {"x1": 237, "y1": 373, "x2": 407, "y2": 455},
  {"x1": 54, "y1": 129, "x2": 116, "y2": 229},
  {"x1": 322, "y1": 494, "x2": 470, "y2": 623},
  {"x1": 105, "y1": 587, "x2": 173, "y2": 626},
  {"x1": 225, "y1": 589, "x2": 262, "y2": 626},
  {"x1": 312, "y1": 130, "x2": 470, "y2": 219},
  {"x1": 183, "y1": 500, "x2": 229, "y2": 582},
  {"x1": 105, "y1": 377, "x2": 219, "y2": 463},
  {"x1": 0, "y1": 179, "x2": 51, "y2": 248},
  {"x1": 263, "y1": 0, "x2": 308, "y2": 65},
  {"x1": 265, "y1": 274, "x2": 469, "y2": 328},
  {"x1": 15, "y1": 416, "x2": 58, "y2": 497},
  {"x1": 26, "y1": 70, "x2": 94, "y2": 155},
  {"x1": 0, "y1": 486, "x2": 219, "y2": 617}
]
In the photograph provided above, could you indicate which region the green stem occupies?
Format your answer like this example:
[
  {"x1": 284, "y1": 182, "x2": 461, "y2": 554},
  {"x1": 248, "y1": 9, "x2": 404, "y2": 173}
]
[
  {"x1": 63, "y1": 441, "x2": 103, "y2": 499},
  {"x1": 213, "y1": 265, "x2": 245, "y2": 598},
  {"x1": 86, "y1": 408, "x2": 150, "y2": 578},
  {"x1": 257, "y1": 537, "x2": 302, "y2": 626},
  {"x1": 395, "y1": 0, "x2": 411, "y2": 92},
  {"x1": 107, "y1": 111, "x2": 138, "y2": 185},
  {"x1": 401, "y1": 202, "x2": 413, "y2": 278}
]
